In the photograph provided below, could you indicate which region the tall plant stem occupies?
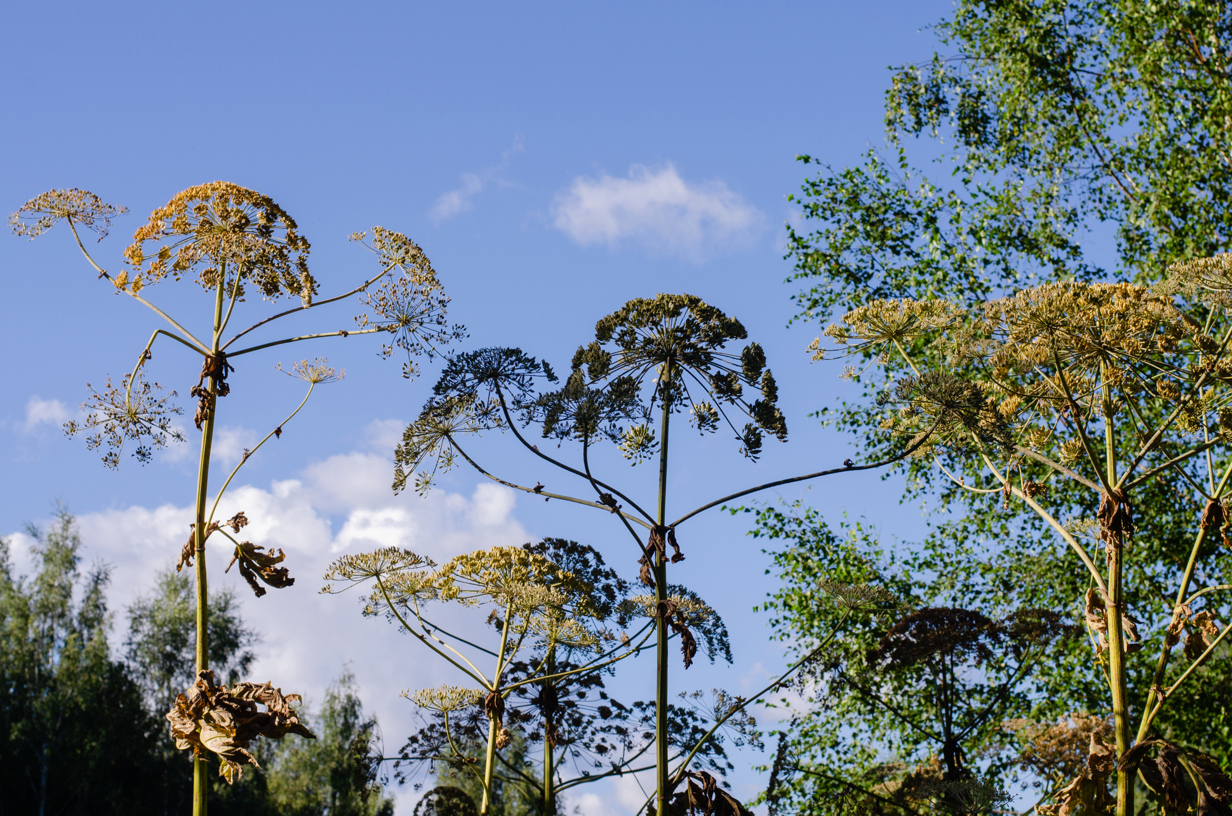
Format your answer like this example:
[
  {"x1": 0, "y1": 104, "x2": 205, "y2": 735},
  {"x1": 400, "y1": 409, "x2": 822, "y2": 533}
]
[
  {"x1": 192, "y1": 275, "x2": 227, "y2": 816},
  {"x1": 1100, "y1": 365, "x2": 1132, "y2": 816},
  {"x1": 543, "y1": 645, "x2": 556, "y2": 816},
  {"x1": 482, "y1": 612, "x2": 513, "y2": 816},
  {"x1": 654, "y1": 360, "x2": 675, "y2": 816}
]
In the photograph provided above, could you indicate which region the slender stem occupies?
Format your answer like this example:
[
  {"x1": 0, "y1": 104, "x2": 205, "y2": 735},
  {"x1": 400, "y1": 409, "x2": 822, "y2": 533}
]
[
  {"x1": 216, "y1": 263, "x2": 246, "y2": 338},
  {"x1": 375, "y1": 580, "x2": 487, "y2": 684},
  {"x1": 494, "y1": 384, "x2": 655, "y2": 523},
  {"x1": 543, "y1": 646, "x2": 555, "y2": 816},
  {"x1": 1118, "y1": 322, "x2": 1232, "y2": 487},
  {"x1": 654, "y1": 360, "x2": 674, "y2": 816},
  {"x1": 125, "y1": 329, "x2": 205, "y2": 406},
  {"x1": 1013, "y1": 445, "x2": 1103, "y2": 491},
  {"x1": 220, "y1": 263, "x2": 394, "y2": 351},
  {"x1": 670, "y1": 610, "x2": 852, "y2": 783},
  {"x1": 227, "y1": 327, "x2": 383, "y2": 358},
  {"x1": 67, "y1": 220, "x2": 213, "y2": 352},
  {"x1": 1123, "y1": 440, "x2": 1220, "y2": 490},
  {"x1": 981, "y1": 453, "x2": 1107, "y2": 593},
  {"x1": 205, "y1": 383, "x2": 315, "y2": 527},
  {"x1": 669, "y1": 418, "x2": 942, "y2": 528},
  {"x1": 1099, "y1": 365, "x2": 1132, "y2": 816},
  {"x1": 448, "y1": 437, "x2": 653, "y2": 529},
  {"x1": 1052, "y1": 347, "x2": 1114, "y2": 495}
]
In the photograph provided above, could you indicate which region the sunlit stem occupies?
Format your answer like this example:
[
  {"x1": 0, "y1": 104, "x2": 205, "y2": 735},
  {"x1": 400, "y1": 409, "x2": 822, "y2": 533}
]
[
  {"x1": 980, "y1": 452, "x2": 1107, "y2": 593},
  {"x1": 217, "y1": 263, "x2": 246, "y2": 338},
  {"x1": 1053, "y1": 347, "x2": 1114, "y2": 496},
  {"x1": 654, "y1": 358, "x2": 674, "y2": 816},
  {"x1": 206, "y1": 382, "x2": 315, "y2": 527},
  {"x1": 227, "y1": 327, "x2": 384, "y2": 358},
  {"x1": 481, "y1": 611, "x2": 513, "y2": 816},
  {"x1": 1137, "y1": 458, "x2": 1232, "y2": 741},
  {"x1": 543, "y1": 645, "x2": 556, "y2": 816},
  {"x1": 1100, "y1": 364, "x2": 1131, "y2": 816},
  {"x1": 192, "y1": 271, "x2": 227, "y2": 816},
  {"x1": 220, "y1": 262, "x2": 396, "y2": 351}
]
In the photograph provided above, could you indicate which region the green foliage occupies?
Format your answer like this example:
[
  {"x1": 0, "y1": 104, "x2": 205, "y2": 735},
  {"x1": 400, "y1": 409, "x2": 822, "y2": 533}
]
[
  {"x1": 125, "y1": 567, "x2": 259, "y2": 718},
  {"x1": 772, "y1": 2, "x2": 1232, "y2": 812},
  {"x1": 0, "y1": 509, "x2": 160, "y2": 815},
  {"x1": 263, "y1": 670, "x2": 396, "y2": 816}
]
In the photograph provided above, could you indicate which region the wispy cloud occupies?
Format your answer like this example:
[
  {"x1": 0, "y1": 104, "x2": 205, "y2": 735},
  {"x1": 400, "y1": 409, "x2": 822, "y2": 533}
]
[
  {"x1": 23, "y1": 396, "x2": 71, "y2": 433},
  {"x1": 429, "y1": 136, "x2": 525, "y2": 224},
  {"x1": 550, "y1": 163, "x2": 767, "y2": 263}
]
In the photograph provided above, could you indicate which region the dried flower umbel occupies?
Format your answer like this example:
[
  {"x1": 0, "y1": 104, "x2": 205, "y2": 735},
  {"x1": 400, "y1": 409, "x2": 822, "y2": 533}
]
[{"x1": 12, "y1": 183, "x2": 460, "y2": 816}]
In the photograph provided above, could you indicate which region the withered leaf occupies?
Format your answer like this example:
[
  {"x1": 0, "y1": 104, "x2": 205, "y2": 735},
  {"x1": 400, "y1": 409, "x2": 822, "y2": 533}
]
[
  {"x1": 655, "y1": 770, "x2": 754, "y2": 816},
  {"x1": 166, "y1": 669, "x2": 315, "y2": 784},
  {"x1": 1037, "y1": 732, "x2": 1116, "y2": 816},
  {"x1": 226, "y1": 541, "x2": 295, "y2": 598},
  {"x1": 1185, "y1": 610, "x2": 1221, "y2": 662}
]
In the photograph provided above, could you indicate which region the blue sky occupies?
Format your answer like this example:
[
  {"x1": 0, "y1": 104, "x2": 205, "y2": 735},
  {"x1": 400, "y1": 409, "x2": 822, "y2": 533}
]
[{"x1": 2, "y1": 3, "x2": 956, "y2": 813}]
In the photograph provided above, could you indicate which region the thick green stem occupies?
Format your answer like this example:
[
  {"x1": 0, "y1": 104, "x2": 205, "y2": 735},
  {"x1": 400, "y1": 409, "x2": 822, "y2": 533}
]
[
  {"x1": 192, "y1": 275, "x2": 227, "y2": 816},
  {"x1": 1100, "y1": 366, "x2": 1132, "y2": 816},
  {"x1": 654, "y1": 360, "x2": 674, "y2": 816},
  {"x1": 482, "y1": 611, "x2": 513, "y2": 816},
  {"x1": 543, "y1": 646, "x2": 555, "y2": 816}
]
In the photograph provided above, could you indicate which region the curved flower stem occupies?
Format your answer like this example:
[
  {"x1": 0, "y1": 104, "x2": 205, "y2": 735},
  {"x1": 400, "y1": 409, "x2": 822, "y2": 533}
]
[
  {"x1": 125, "y1": 329, "x2": 206, "y2": 406},
  {"x1": 980, "y1": 452, "x2": 1108, "y2": 593},
  {"x1": 374, "y1": 577, "x2": 487, "y2": 685},
  {"x1": 481, "y1": 613, "x2": 514, "y2": 816},
  {"x1": 494, "y1": 384, "x2": 655, "y2": 523},
  {"x1": 1013, "y1": 445, "x2": 1103, "y2": 491},
  {"x1": 502, "y1": 624, "x2": 656, "y2": 692},
  {"x1": 67, "y1": 220, "x2": 213, "y2": 353},
  {"x1": 583, "y1": 434, "x2": 652, "y2": 551},
  {"x1": 216, "y1": 263, "x2": 246, "y2": 339},
  {"x1": 227, "y1": 327, "x2": 384, "y2": 358},
  {"x1": 448, "y1": 437, "x2": 653, "y2": 530},
  {"x1": 669, "y1": 417, "x2": 942, "y2": 528},
  {"x1": 221, "y1": 263, "x2": 395, "y2": 351},
  {"x1": 1183, "y1": 583, "x2": 1232, "y2": 606},
  {"x1": 205, "y1": 382, "x2": 315, "y2": 527},
  {"x1": 1142, "y1": 616, "x2": 1232, "y2": 733},
  {"x1": 1051, "y1": 347, "x2": 1115, "y2": 496}
]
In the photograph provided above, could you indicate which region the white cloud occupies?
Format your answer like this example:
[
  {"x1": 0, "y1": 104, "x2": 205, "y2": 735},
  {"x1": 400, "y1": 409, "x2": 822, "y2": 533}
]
[
  {"x1": 210, "y1": 425, "x2": 261, "y2": 468},
  {"x1": 551, "y1": 164, "x2": 767, "y2": 262},
  {"x1": 23, "y1": 396, "x2": 71, "y2": 433},
  {"x1": 430, "y1": 136, "x2": 525, "y2": 224}
]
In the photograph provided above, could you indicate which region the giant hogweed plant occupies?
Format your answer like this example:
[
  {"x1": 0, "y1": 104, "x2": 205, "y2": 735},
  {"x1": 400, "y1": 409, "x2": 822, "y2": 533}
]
[
  {"x1": 387, "y1": 294, "x2": 938, "y2": 815},
  {"x1": 388, "y1": 538, "x2": 753, "y2": 815},
  {"x1": 321, "y1": 542, "x2": 664, "y2": 815},
  {"x1": 821, "y1": 274, "x2": 1232, "y2": 816},
  {"x1": 10, "y1": 184, "x2": 462, "y2": 814}
]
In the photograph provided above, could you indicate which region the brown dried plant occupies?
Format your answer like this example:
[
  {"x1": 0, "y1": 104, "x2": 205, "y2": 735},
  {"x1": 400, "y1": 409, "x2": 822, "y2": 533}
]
[{"x1": 12, "y1": 183, "x2": 461, "y2": 816}]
